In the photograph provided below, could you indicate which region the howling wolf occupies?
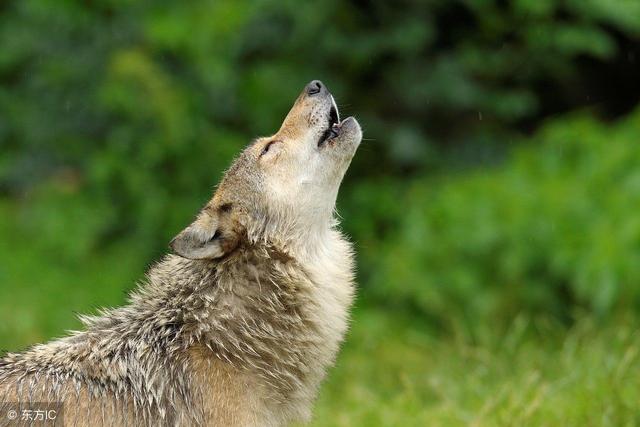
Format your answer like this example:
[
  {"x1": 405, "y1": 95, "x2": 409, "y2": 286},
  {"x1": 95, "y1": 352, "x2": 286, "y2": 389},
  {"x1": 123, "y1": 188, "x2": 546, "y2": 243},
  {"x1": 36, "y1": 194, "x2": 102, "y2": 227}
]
[{"x1": 0, "y1": 80, "x2": 361, "y2": 426}]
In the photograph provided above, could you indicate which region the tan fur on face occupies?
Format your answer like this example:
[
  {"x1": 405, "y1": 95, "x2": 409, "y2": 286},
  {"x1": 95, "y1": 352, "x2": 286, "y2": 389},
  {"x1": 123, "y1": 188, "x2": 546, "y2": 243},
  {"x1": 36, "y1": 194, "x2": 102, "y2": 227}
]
[{"x1": 0, "y1": 81, "x2": 361, "y2": 426}]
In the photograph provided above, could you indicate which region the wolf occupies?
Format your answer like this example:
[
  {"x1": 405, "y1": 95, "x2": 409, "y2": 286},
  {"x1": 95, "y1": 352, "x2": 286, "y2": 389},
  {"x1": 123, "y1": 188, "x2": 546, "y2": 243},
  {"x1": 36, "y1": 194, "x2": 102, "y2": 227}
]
[{"x1": 0, "y1": 80, "x2": 361, "y2": 426}]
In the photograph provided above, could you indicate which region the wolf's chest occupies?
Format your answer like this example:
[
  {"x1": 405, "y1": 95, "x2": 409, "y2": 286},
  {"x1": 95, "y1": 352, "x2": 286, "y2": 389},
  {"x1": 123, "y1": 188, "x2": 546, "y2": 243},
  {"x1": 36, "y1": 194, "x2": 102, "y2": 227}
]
[{"x1": 272, "y1": 237, "x2": 355, "y2": 423}]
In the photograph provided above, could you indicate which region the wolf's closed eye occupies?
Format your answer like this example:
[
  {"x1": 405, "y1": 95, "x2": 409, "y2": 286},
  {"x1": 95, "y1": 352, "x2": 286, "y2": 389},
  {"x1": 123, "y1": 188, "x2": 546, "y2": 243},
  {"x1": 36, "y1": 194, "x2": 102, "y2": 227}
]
[{"x1": 261, "y1": 141, "x2": 276, "y2": 156}]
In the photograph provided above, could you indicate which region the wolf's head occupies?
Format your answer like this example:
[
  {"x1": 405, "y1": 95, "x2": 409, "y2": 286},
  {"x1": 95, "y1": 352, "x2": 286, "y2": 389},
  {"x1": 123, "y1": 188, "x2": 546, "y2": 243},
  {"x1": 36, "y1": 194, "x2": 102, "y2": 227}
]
[{"x1": 170, "y1": 80, "x2": 361, "y2": 260}]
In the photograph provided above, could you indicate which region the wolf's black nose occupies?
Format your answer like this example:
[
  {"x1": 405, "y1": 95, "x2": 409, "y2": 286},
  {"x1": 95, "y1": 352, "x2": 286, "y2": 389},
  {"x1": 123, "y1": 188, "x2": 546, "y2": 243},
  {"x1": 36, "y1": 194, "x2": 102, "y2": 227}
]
[{"x1": 306, "y1": 80, "x2": 324, "y2": 96}]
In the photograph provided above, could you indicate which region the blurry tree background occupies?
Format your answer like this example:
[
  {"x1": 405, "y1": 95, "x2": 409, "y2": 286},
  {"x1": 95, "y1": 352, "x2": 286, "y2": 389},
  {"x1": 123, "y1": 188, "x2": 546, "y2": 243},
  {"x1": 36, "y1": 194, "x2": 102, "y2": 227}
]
[{"x1": 2, "y1": 1, "x2": 640, "y2": 423}]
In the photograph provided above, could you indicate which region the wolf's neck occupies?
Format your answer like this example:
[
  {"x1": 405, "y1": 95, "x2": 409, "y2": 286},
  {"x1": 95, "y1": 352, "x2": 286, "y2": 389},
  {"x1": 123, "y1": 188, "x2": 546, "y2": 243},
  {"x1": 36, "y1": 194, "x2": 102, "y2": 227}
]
[{"x1": 244, "y1": 212, "x2": 341, "y2": 264}]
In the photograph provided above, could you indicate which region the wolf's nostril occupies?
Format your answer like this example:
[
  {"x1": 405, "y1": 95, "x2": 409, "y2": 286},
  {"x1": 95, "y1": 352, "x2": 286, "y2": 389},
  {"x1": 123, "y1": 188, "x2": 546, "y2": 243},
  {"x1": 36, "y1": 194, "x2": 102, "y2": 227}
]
[{"x1": 306, "y1": 80, "x2": 323, "y2": 96}]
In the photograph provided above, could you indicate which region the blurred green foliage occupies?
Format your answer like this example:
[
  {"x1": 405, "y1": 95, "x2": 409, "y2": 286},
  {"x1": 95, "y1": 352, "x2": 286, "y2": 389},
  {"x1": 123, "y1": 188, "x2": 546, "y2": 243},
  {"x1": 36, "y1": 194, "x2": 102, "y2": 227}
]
[
  {"x1": 1, "y1": 0, "x2": 640, "y2": 336},
  {"x1": 352, "y1": 108, "x2": 640, "y2": 330}
]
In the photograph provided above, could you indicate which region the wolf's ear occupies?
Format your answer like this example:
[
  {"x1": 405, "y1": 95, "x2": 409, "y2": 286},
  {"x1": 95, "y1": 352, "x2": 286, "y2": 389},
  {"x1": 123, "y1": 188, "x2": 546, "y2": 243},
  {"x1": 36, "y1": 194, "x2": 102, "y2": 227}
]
[{"x1": 169, "y1": 211, "x2": 237, "y2": 260}]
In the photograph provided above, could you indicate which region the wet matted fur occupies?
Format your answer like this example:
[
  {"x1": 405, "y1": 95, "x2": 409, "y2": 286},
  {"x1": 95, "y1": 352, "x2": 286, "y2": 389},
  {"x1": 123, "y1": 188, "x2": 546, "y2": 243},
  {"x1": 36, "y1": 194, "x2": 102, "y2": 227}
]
[{"x1": 0, "y1": 80, "x2": 362, "y2": 426}]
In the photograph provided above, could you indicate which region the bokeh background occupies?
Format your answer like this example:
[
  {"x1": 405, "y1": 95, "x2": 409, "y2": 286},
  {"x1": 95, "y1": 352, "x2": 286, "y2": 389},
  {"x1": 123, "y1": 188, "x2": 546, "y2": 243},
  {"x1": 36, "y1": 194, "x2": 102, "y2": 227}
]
[{"x1": 2, "y1": 1, "x2": 640, "y2": 425}]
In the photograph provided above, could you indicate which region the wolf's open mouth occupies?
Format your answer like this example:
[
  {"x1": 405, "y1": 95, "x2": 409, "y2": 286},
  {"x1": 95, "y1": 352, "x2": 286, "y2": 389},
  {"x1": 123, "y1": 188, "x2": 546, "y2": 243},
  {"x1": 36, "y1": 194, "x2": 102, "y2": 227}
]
[{"x1": 318, "y1": 98, "x2": 340, "y2": 148}]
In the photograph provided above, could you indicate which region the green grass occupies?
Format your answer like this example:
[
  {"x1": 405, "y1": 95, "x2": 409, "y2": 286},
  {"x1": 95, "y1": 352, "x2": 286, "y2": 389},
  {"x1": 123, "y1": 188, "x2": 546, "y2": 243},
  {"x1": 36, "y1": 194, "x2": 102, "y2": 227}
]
[
  {"x1": 313, "y1": 309, "x2": 640, "y2": 426},
  {"x1": 2, "y1": 203, "x2": 640, "y2": 426}
]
